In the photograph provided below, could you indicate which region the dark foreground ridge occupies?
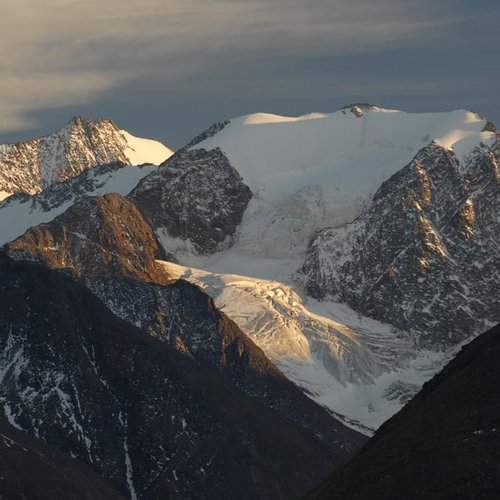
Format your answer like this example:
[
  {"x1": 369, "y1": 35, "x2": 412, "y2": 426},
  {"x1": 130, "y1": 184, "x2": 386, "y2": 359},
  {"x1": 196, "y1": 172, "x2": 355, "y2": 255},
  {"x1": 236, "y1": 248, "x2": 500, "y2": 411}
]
[
  {"x1": 0, "y1": 253, "x2": 338, "y2": 499},
  {"x1": 304, "y1": 323, "x2": 500, "y2": 500},
  {"x1": 85, "y1": 275, "x2": 366, "y2": 455}
]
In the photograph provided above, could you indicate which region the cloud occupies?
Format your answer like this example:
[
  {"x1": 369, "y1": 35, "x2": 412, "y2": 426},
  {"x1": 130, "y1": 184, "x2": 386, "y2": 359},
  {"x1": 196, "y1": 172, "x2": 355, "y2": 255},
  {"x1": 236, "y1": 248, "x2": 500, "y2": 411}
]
[{"x1": 1, "y1": 0, "x2": 478, "y2": 133}]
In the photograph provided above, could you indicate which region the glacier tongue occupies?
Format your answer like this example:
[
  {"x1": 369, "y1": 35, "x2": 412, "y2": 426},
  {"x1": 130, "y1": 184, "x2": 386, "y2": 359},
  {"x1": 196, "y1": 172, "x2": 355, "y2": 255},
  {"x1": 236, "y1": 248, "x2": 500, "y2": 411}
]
[{"x1": 159, "y1": 260, "x2": 453, "y2": 434}]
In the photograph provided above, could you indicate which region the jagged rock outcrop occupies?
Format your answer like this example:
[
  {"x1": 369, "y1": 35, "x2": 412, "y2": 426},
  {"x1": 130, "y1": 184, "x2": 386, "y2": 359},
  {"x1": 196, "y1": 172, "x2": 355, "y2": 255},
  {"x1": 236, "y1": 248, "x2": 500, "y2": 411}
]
[
  {"x1": 181, "y1": 120, "x2": 230, "y2": 150},
  {"x1": 303, "y1": 323, "x2": 500, "y2": 500},
  {"x1": 129, "y1": 147, "x2": 253, "y2": 254},
  {"x1": 4, "y1": 193, "x2": 170, "y2": 284},
  {"x1": 300, "y1": 140, "x2": 500, "y2": 346},
  {"x1": 84, "y1": 275, "x2": 366, "y2": 455},
  {"x1": 0, "y1": 116, "x2": 172, "y2": 198},
  {"x1": 340, "y1": 103, "x2": 382, "y2": 117},
  {"x1": 0, "y1": 253, "x2": 338, "y2": 499}
]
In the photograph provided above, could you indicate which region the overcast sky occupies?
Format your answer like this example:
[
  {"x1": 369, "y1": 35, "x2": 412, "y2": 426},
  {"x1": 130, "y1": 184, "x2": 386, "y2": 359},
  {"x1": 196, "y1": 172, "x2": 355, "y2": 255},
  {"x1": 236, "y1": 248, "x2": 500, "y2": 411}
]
[{"x1": 1, "y1": 0, "x2": 499, "y2": 148}]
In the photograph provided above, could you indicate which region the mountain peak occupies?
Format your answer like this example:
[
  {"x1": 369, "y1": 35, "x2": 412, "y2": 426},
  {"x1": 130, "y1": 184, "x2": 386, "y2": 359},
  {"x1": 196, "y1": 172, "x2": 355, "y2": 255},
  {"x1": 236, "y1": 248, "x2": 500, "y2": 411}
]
[
  {"x1": 0, "y1": 118, "x2": 173, "y2": 200},
  {"x1": 67, "y1": 115, "x2": 118, "y2": 131}
]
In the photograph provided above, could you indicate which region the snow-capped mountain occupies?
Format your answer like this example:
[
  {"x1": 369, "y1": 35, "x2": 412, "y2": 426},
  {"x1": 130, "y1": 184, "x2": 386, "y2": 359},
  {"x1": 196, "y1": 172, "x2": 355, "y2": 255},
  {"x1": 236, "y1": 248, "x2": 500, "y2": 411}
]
[
  {"x1": 0, "y1": 116, "x2": 173, "y2": 200},
  {"x1": 125, "y1": 104, "x2": 498, "y2": 432},
  {"x1": 1, "y1": 105, "x2": 497, "y2": 435}
]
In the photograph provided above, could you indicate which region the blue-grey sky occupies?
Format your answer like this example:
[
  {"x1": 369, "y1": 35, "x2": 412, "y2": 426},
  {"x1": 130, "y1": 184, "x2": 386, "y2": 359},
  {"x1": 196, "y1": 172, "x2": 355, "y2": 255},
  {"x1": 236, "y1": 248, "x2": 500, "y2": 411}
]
[{"x1": 1, "y1": 0, "x2": 499, "y2": 148}]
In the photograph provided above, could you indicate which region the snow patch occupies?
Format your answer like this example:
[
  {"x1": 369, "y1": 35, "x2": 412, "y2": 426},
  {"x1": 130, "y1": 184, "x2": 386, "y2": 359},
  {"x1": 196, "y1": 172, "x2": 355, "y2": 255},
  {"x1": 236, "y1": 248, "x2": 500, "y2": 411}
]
[{"x1": 120, "y1": 130, "x2": 173, "y2": 166}]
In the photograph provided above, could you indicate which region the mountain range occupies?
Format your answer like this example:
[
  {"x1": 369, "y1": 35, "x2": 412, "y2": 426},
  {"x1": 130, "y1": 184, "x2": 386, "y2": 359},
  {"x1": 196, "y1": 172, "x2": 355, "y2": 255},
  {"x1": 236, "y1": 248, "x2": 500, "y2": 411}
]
[{"x1": 0, "y1": 106, "x2": 498, "y2": 498}]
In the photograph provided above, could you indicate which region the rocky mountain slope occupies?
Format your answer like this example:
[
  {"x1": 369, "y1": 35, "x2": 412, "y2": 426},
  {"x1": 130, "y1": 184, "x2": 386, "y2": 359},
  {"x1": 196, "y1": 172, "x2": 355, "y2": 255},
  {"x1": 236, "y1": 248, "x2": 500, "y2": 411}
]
[
  {"x1": 303, "y1": 323, "x2": 500, "y2": 500},
  {"x1": 129, "y1": 147, "x2": 252, "y2": 254},
  {"x1": 0, "y1": 253, "x2": 339, "y2": 499},
  {"x1": 0, "y1": 116, "x2": 172, "y2": 200},
  {"x1": 0, "y1": 413, "x2": 123, "y2": 500},
  {"x1": 300, "y1": 140, "x2": 500, "y2": 347}
]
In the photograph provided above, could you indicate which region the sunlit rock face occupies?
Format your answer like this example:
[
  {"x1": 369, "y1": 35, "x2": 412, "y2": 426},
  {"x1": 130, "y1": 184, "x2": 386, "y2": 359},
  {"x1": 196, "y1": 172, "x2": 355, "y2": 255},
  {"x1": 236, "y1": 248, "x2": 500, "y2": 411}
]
[
  {"x1": 0, "y1": 116, "x2": 172, "y2": 200},
  {"x1": 300, "y1": 141, "x2": 500, "y2": 347},
  {"x1": 4, "y1": 193, "x2": 171, "y2": 284}
]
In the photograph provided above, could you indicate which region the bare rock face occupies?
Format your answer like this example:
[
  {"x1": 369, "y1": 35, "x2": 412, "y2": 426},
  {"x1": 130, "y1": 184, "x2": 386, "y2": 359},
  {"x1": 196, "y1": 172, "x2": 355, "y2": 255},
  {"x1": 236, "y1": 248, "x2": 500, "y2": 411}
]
[
  {"x1": 129, "y1": 147, "x2": 253, "y2": 254},
  {"x1": 4, "y1": 193, "x2": 170, "y2": 284},
  {"x1": 300, "y1": 140, "x2": 500, "y2": 346}
]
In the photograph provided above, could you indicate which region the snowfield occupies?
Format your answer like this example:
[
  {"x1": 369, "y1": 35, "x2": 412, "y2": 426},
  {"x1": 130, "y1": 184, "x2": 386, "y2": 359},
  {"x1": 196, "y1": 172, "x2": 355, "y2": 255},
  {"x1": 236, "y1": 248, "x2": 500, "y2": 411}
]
[
  {"x1": 194, "y1": 106, "x2": 493, "y2": 228},
  {"x1": 119, "y1": 129, "x2": 173, "y2": 166}
]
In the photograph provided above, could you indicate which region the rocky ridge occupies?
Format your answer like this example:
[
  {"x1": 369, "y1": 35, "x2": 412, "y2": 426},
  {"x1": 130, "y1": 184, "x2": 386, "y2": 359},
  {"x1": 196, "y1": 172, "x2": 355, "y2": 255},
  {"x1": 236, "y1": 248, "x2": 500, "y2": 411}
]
[
  {"x1": 84, "y1": 275, "x2": 365, "y2": 454},
  {"x1": 4, "y1": 193, "x2": 170, "y2": 284},
  {"x1": 0, "y1": 161, "x2": 157, "y2": 247}
]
